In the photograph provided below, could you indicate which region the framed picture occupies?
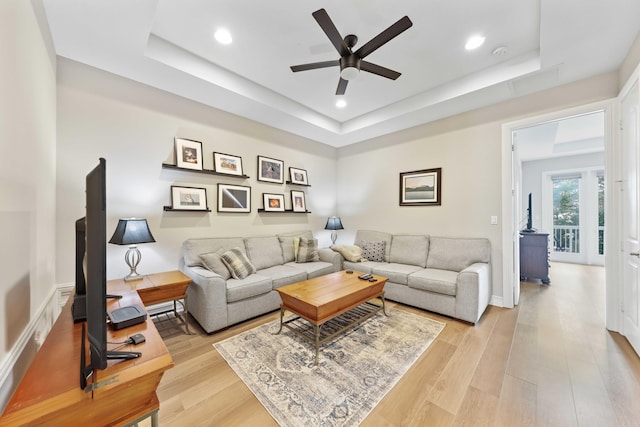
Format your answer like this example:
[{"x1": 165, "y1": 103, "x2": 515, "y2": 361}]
[
  {"x1": 218, "y1": 184, "x2": 251, "y2": 213},
  {"x1": 171, "y1": 185, "x2": 208, "y2": 211},
  {"x1": 257, "y1": 155, "x2": 284, "y2": 183},
  {"x1": 213, "y1": 152, "x2": 244, "y2": 176},
  {"x1": 175, "y1": 138, "x2": 203, "y2": 170},
  {"x1": 263, "y1": 193, "x2": 285, "y2": 212},
  {"x1": 289, "y1": 167, "x2": 309, "y2": 185},
  {"x1": 399, "y1": 168, "x2": 442, "y2": 206},
  {"x1": 291, "y1": 190, "x2": 307, "y2": 212}
]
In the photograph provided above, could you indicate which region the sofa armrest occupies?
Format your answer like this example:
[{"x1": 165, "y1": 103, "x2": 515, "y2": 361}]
[
  {"x1": 319, "y1": 247, "x2": 343, "y2": 271},
  {"x1": 454, "y1": 262, "x2": 492, "y2": 324},
  {"x1": 180, "y1": 258, "x2": 229, "y2": 333}
]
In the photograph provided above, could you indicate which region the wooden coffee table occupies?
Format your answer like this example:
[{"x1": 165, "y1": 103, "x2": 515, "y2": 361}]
[{"x1": 275, "y1": 270, "x2": 388, "y2": 365}]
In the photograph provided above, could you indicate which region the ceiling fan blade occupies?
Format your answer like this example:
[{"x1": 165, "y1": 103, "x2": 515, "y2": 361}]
[
  {"x1": 290, "y1": 60, "x2": 340, "y2": 72},
  {"x1": 354, "y1": 16, "x2": 413, "y2": 59},
  {"x1": 360, "y1": 61, "x2": 401, "y2": 80},
  {"x1": 336, "y1": 78, "x2": 348, "y2": 95},
  {"x1": 312, "y1": 8, "x2": 350, "y2": 56}
]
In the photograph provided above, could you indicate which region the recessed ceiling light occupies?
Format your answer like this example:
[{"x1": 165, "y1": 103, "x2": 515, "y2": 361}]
[
  {"x1": 336, "y1": 99, "x2": 347, "y2": 108},
  {"x1": 214, "y1": 28, "x2": 232, "y2": 45},
  {"x1": 465, "y1": 35, "x2": 485, "y2": 50}
]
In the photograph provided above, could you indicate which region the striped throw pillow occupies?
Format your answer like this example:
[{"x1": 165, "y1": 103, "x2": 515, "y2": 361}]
[
  {"x1": 220, "y1": 248, "x2": 256, "y2": 279},
  {"x1": 296, "y1": 238, "x2": 319, "y2": 263}
]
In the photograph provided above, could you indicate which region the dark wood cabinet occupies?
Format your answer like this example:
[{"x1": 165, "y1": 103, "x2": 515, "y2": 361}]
[{"x1": 519, "y1": 232, "x2": 550, "y2": 284}]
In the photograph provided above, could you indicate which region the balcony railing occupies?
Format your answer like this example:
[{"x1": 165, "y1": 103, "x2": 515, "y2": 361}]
[{"x1": 553, "y1": 225, "x2": 580, "y2": 253}]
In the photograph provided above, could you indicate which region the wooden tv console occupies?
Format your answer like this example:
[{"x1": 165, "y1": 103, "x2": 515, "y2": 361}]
[{"x1": 0, "y1": 291, "x2": 173, "y2": 426}]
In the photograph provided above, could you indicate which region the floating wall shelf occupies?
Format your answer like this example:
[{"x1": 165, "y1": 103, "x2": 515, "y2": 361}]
[{"x1": 162, "y1": 163, "x2": 250, "y2": 179}]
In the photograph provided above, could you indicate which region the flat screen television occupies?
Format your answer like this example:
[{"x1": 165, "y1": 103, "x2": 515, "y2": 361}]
[
  {"x1": 521, "y1": 192, "x2": 536, "y2": 233},
  {"x1": 81, "y1": 158, "x2": 140, "y2": 390}
]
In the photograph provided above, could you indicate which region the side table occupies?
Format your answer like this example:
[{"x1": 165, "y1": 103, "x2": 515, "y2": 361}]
[{"x1": 108, "y1": 270, "x2": 192, "y2": 334}]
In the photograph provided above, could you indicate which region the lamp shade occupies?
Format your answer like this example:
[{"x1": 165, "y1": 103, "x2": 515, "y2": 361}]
[
  {"x1": 324, "y1": 216, "x2": 344, "y2": 231},
  {"x1": 109, "y1": 218, "x2": 155, "y2": 245}
]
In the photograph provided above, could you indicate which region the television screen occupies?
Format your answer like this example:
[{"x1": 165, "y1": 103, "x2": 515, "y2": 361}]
[
  {"x1": 85, "y1": 158, "x2": 108, "y2": 370},
  {"x1": 72, "y1": 217, "x2": 87, "y2": 322}
]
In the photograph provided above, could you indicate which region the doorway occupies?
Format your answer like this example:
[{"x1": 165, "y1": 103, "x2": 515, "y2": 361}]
[{"x1": 501, "y1": 101, "x2": 613, "y2": 309}]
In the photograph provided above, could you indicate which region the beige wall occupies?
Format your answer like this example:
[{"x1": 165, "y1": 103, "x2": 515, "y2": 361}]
[
  {"x1": 55, "y1": 59, "x2": 338, "y2": 284},
  {"x1": 336, "y1": 72, "x2": 619, "y2": 300},
  {"x1": 620, "y1": 31, "x2": 640, "y2": 89},
  {"x1": 0, "y1": 0, "x2": 57, "y2": 409}
]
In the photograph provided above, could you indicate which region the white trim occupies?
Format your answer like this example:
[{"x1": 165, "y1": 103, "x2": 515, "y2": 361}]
[
  {"x1": 501, "y1": 99, "x2": 615, "y2": 312},
  {"x1": 0, "y1": 285, "x2": 58, "y2": 398},
  {"x1": 490, "y1": 295, "x2": 504, "y2": 307}
]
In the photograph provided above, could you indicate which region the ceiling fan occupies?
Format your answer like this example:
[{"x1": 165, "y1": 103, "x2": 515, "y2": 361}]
[{"x1": 290, "y1": 8, "x2": 413, "y2": 95}]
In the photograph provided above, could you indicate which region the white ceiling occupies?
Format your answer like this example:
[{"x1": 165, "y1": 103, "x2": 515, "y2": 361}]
[
  {"x1": 42, "y1": 0, "x2": 640, "y2": 148},
  {"x1": 516, "y1": 110, "x2": 605, "y2": 161}
]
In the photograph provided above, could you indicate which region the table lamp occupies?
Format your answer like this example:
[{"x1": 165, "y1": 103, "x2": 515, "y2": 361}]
[
  {"x1": 325, "y1": 216, "x2": 344, "y2": 245},
  {"x1": 109, "y1": 218, "x2": 156, "y2": 281}
]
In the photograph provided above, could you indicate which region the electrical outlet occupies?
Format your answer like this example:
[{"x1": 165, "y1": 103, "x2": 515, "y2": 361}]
[{"x1": 490, "y1": 216, "x2": 498, "y2": 225}]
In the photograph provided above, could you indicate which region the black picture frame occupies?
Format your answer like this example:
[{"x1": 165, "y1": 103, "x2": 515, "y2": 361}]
[
  {"x1": 257, "y1": 155, "x2": 284, "y2": 184},
  {"x1": 399, "y1": 168, "x2": 442, "y2": 206},
  {"x1": 263, "y1": 193, "x2": 285, "y2": 212},
  {"x1": 213, "y1": 152, "x2": 244, "y2": 176},
  {"x1": 291, "y1": 190, "x2": 307, "y2": 212},
  {"x1": 175, "y1": 138, "x2": 203, "y2": 171},
  {"x1": 218, "y1": 184, "x2": 251, "y2": 213},
  {"x1": 289, "y1": 167, "x2": 309, "y2": 185},
  {"x1": 171, "y1": 185, "x2": 208, "y2": 210}
]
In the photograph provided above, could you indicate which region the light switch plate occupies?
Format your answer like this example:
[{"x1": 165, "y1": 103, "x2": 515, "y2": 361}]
[{"x1": 491, "y1": 216, "x2": 498, "y2": 225}]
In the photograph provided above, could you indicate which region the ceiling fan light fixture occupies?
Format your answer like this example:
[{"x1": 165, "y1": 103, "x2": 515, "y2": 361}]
[{"x1": 339, "y1": 55, "x2": 361, "y2": 80}]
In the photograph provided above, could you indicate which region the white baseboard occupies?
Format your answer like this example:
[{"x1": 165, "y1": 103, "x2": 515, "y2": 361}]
[
  {"x1": 490, "y1": 295, "x2": 504, "y2": 307},
  {"x1": 0, "y1": 283, "x2": 63, "y2": 411}
]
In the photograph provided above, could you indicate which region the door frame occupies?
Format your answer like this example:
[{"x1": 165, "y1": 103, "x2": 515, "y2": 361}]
[{"x1": 501, "y1": 100, "x2": 618, "y2": 330}]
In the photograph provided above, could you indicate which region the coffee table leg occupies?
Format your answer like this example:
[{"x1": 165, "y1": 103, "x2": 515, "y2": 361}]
[
  {"x1": 314, "y1": 324, "x2": 320, "y2": 365},
  {"x1": 273, "y1": 307, "x2": 284, "y2": 334},
  {"x1": 381, "y1": 294, "x2": 388, "y2": 316}
]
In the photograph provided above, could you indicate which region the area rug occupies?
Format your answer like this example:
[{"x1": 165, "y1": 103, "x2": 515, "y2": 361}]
[{"x1": 213, "y1": 308, "x2": 445, "y2": 426}]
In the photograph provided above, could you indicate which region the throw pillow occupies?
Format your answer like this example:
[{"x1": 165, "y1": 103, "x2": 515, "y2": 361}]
[
  {"x1": 296, "y1": 238, "x2": 319, "y2": 263},
  {"x1": 220, "y1": 248, "x2": 256, "y2": 280},
  {"x1": 199, "y1": 251, "x2": 232, "y2": 280},
  {"x1": 331, "y1": 245, "x2": 366, "y2": 262},
  {"x1": 360, "y1": 240, "x2": 386, "y2": 262}
]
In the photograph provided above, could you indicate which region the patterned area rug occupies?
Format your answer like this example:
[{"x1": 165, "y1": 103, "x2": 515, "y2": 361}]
[{"x1": 214, "y1": 307, "x2": 445, "y2": 426}]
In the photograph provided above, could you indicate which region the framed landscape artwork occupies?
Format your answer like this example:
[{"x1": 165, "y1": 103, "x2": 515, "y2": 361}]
[
  {"x1": 263, "y1": 193, "x2": 285, "y2": 212},
  {"x1": 171, "y1": 185, "x2": 208, "y2": 210},
  {"x1": 213, "y1": 152, "x2": 244, "y2": 176},
  {"x1": 257, "y1": 155, "x2": 284, "y2": 184},
  {"x1": 291, "y1": 190, "x2": 307, "y2": 212},
  {"x1": 289, "y1": 167, "x2": 309, "y2": 185},
  {"x1": 175, "y1": 138, "x2": 203, "y2": 170},
  {"x1": 399, "y1": 168, "x2": 442, "y2": 206},
  {"x1": 218, "y1": 184, "x2": 251, "y2": 213}
]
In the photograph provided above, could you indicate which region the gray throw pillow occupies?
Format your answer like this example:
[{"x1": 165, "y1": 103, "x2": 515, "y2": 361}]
[
  {"x1": 199, "y1": 251, "x2": 231, "y2": 280},
  {"x1": 220, "y1": 248, "x2": 256, "y2": 279},
  {"x1": 360, "y1": 240, "x2": 385, "y2": 262},
  {"x1": 296, "y1": 238, "x2": 319, "y2": 263}
]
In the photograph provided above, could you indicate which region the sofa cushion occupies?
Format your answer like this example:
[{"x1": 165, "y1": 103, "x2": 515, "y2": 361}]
[
  {"x1": 389, "y1": 234, "x2": 429, "y2": 267},
  {"x1": 226, "y1": 274, "x2": 273, "y2": 303},
  {"x1": 183, "y1": 237, "x2": 245, "y2": 267},
  {"x1": 257, "y1": 265, "x2": 307, "y2": 288},
  {"x1": 285, "y1": 261, "x2": 335, "y2": 279},
  {"x1": 199, "y1": 251, "x2": 231, "y2": 280},
  {"x1": 343, "y1": 260, "x2": 386, "y2": 274},
  {"x1": 372, "y1": 263, "x2": 422, "y2": 285},
  {"x1": 408, "y1": 268, "x2": 458, "y2": 296},
  {"x1": 427, "y1": 237, "x2": 491, "y2": 272},
  {"x1": 331, "y1": 245, "x2": 366, "y2": 262},
  {"x1": 361, "y1": 241, "x2": 386, "y2": 262},
  {"x1": 277, "y1": 230, "x2": 314, "y2": 263},
  {"x1": 221, "y1": 248, "x2": 257, "y2": 280},
  {"x1": 244, "y1": 236, "x2": 284, "y2": 270},
  {"x1": 354, "y1": 230, "x2": 392, "y2": 262},
  {"x1": 297, "y1": 238, "x2": 320, "y2": 263}
]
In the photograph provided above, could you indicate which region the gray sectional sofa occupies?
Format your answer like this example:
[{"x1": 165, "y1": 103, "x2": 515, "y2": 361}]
[
  {"x1": 179, "y1": 230, "x2": 341, "y2": 333},
  {"x1": 336, "y1": 230, "x2": 492, "y2": 324}
]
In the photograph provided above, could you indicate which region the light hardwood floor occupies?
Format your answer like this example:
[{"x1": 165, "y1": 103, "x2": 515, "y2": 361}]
[{"x1": 152, "y1": 263, "x2": 640, "y2": 426}]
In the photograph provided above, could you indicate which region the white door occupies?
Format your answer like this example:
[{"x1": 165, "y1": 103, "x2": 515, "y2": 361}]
[{"x1": 622, "y1": 79, "x2": 640, "y2": 355}]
